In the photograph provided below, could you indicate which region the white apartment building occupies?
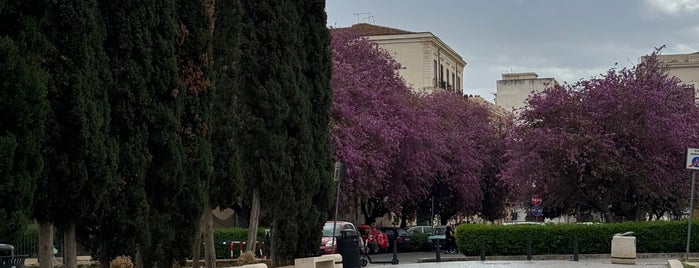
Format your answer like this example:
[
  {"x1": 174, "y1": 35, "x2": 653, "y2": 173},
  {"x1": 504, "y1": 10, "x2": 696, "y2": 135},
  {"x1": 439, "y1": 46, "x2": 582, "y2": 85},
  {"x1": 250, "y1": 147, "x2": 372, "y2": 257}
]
[
  {"x1": 339, "y1": 23, "x2": 466, "y2": 94},
  {"x1": 495, "y1": 72, "x2": 559, "y2": 112},
  {"x1": 654, "y1": 52, "x2": 699, "y2": 103}
]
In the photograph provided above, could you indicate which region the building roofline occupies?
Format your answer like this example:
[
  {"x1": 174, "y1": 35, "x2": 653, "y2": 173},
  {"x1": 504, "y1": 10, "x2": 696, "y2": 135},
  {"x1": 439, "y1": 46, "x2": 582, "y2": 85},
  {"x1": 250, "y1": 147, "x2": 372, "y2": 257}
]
[{"x1": 366, "y1": 31, "x2": 466, "y2": 67}]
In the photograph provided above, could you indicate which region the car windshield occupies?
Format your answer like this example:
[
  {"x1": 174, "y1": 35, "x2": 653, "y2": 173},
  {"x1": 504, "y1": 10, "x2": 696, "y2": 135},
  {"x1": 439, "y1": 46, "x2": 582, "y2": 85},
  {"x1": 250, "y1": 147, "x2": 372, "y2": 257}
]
[
  {"x1": 322, "y1": 224, "x2": 341, "y2": 236},
  {"x1": 434, "y1": 226, "x2": 446, "y2": 235}
]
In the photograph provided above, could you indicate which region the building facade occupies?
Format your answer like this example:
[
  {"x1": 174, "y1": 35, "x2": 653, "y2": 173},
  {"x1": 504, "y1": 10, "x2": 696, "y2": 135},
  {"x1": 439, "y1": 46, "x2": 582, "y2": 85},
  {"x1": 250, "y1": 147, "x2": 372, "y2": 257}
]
[
  {"x1": 339, "y1": 23, "x2": 466, "y2": 93},
  {"x1": 495, "y1": 72, "x2": 559, "y2": 112},
  {"x1": 654, "y1": 52, "x2": 699, "y2": 102}
]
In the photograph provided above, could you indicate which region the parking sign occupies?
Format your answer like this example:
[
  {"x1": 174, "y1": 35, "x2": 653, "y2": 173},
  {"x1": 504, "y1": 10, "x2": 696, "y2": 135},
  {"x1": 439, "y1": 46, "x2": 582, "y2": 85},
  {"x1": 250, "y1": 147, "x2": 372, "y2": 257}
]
[{"x1": 687, "y1": 148, "x2": 699, "y2": 170}]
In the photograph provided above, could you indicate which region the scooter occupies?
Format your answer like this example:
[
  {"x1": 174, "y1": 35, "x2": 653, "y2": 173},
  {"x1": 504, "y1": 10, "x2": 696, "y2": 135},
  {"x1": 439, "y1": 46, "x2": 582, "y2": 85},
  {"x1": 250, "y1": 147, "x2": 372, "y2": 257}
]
[
  {"x1": 360, "y1": 246, "x2": 371, "y2": 267},
  {"x1": 360, "y1": 241, "x2": 399, "y2": 266}
]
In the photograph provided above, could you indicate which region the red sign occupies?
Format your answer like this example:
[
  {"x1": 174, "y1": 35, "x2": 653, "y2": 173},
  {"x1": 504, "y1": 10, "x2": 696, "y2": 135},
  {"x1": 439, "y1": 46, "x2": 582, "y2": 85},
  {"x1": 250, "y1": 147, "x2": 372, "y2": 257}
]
[{"x1": 531, "y1": 195, "x2": 542, "y2": 206}]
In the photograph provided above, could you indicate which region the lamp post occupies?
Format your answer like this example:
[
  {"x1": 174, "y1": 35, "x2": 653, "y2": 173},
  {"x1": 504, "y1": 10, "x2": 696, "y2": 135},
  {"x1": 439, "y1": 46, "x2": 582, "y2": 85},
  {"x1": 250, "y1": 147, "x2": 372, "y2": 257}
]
[{"x1": 332, "y1": 161, "x2": 346, "y2": 253}]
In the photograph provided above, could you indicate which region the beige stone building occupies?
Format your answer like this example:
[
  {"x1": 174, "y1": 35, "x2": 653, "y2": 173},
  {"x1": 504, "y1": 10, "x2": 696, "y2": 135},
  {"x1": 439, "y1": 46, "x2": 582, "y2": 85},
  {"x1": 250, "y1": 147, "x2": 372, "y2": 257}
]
[
  {"x1": 495, "y1": 72, "x2": 559, "y2": 112},
  {"x1": 336, "y1": 23, "x2": 466, "y2": 93},
  {"x1": 466, "y1": 94, "x2": 512, "y2": 126},
  {"x1": 654, "y1": 52, "x2": 699, "y2": 102}
]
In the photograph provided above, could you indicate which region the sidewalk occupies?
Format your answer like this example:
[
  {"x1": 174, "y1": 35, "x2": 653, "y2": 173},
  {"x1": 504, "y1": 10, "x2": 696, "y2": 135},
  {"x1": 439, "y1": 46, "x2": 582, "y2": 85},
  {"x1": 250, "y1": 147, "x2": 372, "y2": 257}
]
[{"x1": 379, "y1": 258, "x2": 672, "y2": 268}]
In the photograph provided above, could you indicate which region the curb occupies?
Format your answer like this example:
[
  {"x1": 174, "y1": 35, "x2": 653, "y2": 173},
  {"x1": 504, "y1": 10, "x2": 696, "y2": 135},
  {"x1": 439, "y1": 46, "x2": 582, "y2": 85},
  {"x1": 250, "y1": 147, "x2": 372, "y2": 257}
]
[{"x1": 417, "y1": 252, "x2": 699, "y2": 263}]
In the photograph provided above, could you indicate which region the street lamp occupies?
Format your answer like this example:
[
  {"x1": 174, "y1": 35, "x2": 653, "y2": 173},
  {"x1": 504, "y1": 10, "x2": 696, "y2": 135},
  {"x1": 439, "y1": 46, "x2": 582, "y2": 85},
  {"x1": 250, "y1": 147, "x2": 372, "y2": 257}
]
[{"x1": 332, "y1": 161, "x2": 346, "y2": 253}]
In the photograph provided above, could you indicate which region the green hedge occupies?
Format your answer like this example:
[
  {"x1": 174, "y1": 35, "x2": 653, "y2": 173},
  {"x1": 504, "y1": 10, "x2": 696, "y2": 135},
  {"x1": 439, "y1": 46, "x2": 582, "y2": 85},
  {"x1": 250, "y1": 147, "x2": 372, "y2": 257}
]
[
  {"x1": 15, "y1": 226, "x2": 267, "y2": 259},
  {"x1": 455, "y1": 221, "x2": 699, "y2": 256}
]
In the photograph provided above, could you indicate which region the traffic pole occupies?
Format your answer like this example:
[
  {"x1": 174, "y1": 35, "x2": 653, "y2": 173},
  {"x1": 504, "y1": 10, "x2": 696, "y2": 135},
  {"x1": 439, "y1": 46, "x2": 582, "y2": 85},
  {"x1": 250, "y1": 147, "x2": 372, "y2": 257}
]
[{"x1": 687, "y1": 170, "x2": 696, "y2": 261}]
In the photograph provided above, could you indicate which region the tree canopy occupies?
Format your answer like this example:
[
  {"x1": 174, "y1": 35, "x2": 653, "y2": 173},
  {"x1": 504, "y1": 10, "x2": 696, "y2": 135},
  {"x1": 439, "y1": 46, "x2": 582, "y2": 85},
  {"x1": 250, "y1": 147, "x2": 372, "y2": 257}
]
[
  {"x1": 501, "y1": 51, "x2": 699, "y2": 221},
  {"x1": 330, "y1": 29, "x2": 499, "y2": 224}
]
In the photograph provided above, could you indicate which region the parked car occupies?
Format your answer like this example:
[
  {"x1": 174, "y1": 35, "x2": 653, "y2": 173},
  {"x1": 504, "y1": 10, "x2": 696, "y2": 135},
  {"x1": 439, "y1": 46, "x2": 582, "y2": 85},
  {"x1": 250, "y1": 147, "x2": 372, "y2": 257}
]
[
  {"x1": 320, "y1": 221, "x2": 360, "y2": 255},
  {"x1": 426, "y1": 225, "x2": 447, "y2": 250},
  {"x1": 356, "y1": 224, "x2": 389, "y2": 254},
  {"x1": 503, "y1": 221, "x2": 545, "y2": 225},
  {"x1": 406, "y1": 225, "x2": 434, "y2": 235},
  {"x1": 379, "y1": 227, "x2": 414, "y2": 252}
]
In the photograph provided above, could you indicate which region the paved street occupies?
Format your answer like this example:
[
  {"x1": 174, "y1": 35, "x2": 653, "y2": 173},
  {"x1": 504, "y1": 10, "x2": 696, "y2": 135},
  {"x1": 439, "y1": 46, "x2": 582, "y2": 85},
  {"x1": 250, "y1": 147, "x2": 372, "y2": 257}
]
[
  {"x1": 365, "y1": 251, "x2": 674, "y2": 267},
  {"x1": 370, "y1": 259, "x2": 671, "y2": 268}
]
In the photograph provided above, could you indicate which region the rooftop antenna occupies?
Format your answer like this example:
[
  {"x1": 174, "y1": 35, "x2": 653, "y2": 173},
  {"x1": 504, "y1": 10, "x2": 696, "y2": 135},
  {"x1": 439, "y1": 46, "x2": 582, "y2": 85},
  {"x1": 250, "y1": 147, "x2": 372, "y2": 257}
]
[{"x1": 353, "y1": 12, "x2": 374, "y2": 24}]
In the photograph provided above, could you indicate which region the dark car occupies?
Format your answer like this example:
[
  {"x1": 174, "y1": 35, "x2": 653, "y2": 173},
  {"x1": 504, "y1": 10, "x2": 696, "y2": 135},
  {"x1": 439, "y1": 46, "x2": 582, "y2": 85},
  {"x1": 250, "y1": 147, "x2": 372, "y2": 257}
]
[
  {"x1": 406, "y1": 225, "x2": 434, "y2": 235},
  {"x1": 379, "y1": 227, "x2": 414, "y2": 252},
  {"x1": 426, "y1": 225, "x2": 448, "y2": 250}
]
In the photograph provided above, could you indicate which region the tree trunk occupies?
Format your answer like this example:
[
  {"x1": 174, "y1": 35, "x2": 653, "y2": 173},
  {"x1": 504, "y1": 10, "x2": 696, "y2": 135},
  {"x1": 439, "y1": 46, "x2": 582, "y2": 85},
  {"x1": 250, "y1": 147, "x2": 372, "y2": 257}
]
[
  {"x1": 63, "y1": 222, "x2": 77, "y2": 268},
  {"x1": 135, "y1": 248, "x2": 143, "y2": 268},
  {"x1": 99, "y1": 240, "x2": 109, "y2": 268},
  {"x1": 204, "y1": 205, "x2": 216, "y2": 268},
  {"x1": 192, "y1": 212, "x2": 203, "y2": 268},
  {"x1": 269, "y1": 220, "x2": 277, "y2": 268},
  {"x1": 38, "y1": 221, "x2": 54, "y2": 268},
  {"x1": 246, "y1": 188, "x2": 260, "y2": 252},
  {"x1": 232, "y1": 203, "x2": 250, "y2": 228}
]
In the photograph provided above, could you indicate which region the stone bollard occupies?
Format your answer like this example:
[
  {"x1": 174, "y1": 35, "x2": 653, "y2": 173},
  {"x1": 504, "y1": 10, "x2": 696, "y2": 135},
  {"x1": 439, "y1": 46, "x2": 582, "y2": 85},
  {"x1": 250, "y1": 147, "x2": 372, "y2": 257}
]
[{"x1": 611, "y1": 232, "x2": 636, "y2": 264}]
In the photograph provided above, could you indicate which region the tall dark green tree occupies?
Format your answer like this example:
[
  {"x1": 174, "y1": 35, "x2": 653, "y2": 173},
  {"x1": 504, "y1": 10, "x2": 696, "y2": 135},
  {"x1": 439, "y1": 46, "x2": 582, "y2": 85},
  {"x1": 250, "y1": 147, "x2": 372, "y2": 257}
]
[
  {"x1": 211, "y1": 0, "x2": 242, "y2": 212},
  {"x1": 171, "y1": 0, "x2": 213, "y2": 264},
  {"x1": 286, "y1": 0, "x2": 333, "y2": 259},
  {"x1": 207, "y1": 0, "x2": 243, "y2": 265},
  {"x1": 97, "y1": 0, "x2": 157, "y2": 265},
  {"x1": 0, "y1": 0, "x2": 49, "y2": 248},
  {"x1": 135, "y1": 0, "x2": 191, "y2": 266},
  {"x1": 34, "y1": 1, "x2": 117, "y2": 268},
  {"x1": 234, "y1": 0, "x2": 333, "y2": 265}
]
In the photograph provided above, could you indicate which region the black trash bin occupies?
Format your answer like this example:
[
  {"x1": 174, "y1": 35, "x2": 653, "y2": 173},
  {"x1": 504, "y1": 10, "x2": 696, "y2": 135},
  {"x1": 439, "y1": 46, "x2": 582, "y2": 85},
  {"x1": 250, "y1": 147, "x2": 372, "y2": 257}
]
[{"x1": 337, "y1": 232, "x2": 361, "y2": 268}]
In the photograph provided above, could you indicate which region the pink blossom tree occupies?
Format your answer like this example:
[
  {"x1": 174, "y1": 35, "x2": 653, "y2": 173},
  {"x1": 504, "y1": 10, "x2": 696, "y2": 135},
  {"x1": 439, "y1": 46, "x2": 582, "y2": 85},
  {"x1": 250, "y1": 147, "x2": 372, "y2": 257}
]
[
  {"x1": 330, "y1": 29, "x2": 420, "y2": 223},
  {"x1": 501, "y1": 51, "x2": 699, "y2": 221},
  {"x1": 331, "y1": 30, "x2": 497, "y2": 224},
  {"x1": 415, "y1": 91, "x2": 494, "y2": 224}
]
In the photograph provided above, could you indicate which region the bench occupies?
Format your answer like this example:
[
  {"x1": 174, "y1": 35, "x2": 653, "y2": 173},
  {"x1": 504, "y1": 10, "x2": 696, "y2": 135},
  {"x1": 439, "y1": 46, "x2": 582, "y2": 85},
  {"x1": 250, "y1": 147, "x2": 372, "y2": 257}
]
[
  {"x1": 294, "y1": 254, "x2": 337, "y2": 268},
  {"x1": 0, "y1": 255, "x2": 27, "y2": 268}
]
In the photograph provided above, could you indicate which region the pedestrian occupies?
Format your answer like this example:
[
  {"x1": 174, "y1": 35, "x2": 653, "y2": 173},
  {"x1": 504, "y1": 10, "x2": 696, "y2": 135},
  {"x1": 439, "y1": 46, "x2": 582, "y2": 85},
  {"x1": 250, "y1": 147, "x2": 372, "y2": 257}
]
[{"x1": 445, "y1": 223, "x2": 456, "y2": 254}]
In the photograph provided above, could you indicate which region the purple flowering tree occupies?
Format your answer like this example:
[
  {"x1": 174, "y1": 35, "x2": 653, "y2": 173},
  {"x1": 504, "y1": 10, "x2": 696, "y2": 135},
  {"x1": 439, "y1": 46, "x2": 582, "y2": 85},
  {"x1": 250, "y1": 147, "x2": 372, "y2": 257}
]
[
  {"x1": 330, "y1": 29, "x2": 419, "y2": 222},
  {"x1": 501, "y1": 51, "x2": 699, "y2": 221},
  {"x1": 331, "y1": 30, "x2": 497, "y2": 224}
]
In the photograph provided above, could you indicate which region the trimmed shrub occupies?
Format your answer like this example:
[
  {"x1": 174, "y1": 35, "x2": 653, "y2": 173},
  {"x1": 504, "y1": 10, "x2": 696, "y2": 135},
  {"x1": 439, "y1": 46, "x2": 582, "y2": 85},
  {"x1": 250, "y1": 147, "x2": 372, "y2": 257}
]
[
  {"x1": 411, "y1": 233, "x2": 429, "y2": 251},
  {"x1": 109, "y1": 256, "x2": 133, "y2": 268},
  {"x1": 237, "y1": 251, "x2": 256, "y2": 265},
  {"x1": 455, "y1": 221, "x2": 699, "y2": 256}
]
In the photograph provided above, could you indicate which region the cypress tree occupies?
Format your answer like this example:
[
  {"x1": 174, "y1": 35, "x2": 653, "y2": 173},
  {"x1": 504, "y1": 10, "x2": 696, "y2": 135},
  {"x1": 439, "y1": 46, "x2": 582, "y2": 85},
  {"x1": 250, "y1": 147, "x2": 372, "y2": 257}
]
[
  {"x1": 291, "y1": 0, "x2": 333, "y2": 258},
  {"x1": 171, "y1": 0, "x2": 212, "y2": 263},
  {"x1": 0, "y1": 0, "x2": 49, "y2": 245},
  {"x1": 211, "y1": 0, "x2": 242, "y2": 213},
  {"x1": 206, "y1": 1, "x2": 244, "y2": 265},
  {"x1": 234, "y1": 0, "x2": 333, "y2": 265},
  {"x1": 33, "y1": 1, "x2": 117, "y2": 267},
  {"x1": 132, "y1": 0, "x2": 188, "y2": 266},
  {"x1": 97, "y1": 0, "x2": 157, "y2": 265}
]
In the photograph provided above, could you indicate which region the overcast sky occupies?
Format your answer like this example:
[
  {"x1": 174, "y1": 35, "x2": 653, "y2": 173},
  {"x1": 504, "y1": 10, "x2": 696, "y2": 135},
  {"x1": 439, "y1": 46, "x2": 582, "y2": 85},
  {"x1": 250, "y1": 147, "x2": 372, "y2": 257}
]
[{"x1": 325, "y1": 0, "x2": 699, "y2": 101}]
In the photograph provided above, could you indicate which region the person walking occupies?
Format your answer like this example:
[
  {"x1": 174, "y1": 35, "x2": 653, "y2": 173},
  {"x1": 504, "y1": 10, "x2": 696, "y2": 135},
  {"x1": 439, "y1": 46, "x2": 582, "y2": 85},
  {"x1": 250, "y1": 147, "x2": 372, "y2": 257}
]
[{"x1": 445, "y1": 223, "x2": 456, "y2": 254}]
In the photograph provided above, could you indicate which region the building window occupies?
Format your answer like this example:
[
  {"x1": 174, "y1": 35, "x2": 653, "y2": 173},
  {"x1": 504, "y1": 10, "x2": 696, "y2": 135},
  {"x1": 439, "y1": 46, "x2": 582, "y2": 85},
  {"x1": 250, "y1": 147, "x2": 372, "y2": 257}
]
[
  {"x1": 440, "y1": 64, "x2": 444, "y2": 89},
  {"x1": 451, "y1": 73, "x2": 458, "y2": 89},
  {"x1": 446, "y1": 69, "x2": 450, "y2": 87},
  {"x1": 457, "y1": 76, "x2": 460, "y2": 90}
]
